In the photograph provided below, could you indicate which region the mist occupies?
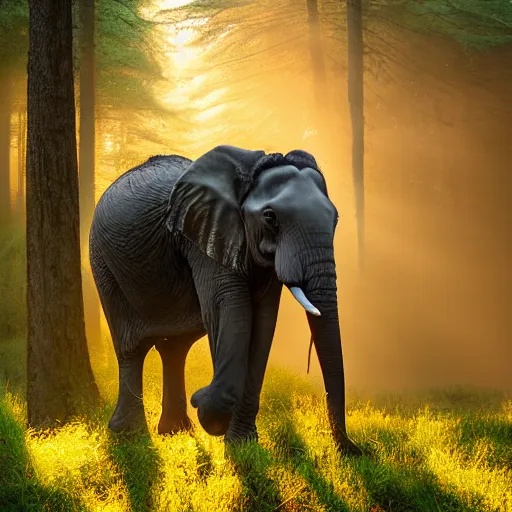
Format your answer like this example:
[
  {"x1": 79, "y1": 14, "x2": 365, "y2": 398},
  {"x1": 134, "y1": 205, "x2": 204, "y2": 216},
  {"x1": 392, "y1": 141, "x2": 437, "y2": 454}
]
[
  {"x1": 3, "y1": 0, "x2": 511, "y2": 393},
  {"x1": 273, "y1": 26, "x2": 512, "y2": 391}
]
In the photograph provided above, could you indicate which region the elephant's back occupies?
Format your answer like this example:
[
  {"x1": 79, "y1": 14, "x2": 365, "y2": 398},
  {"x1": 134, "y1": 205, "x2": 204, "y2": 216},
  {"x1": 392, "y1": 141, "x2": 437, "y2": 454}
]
[
  {"x1": 99, "y1": 154, "x2": 192, "y2": 208},
  {"x1": 90, "y1": 154, "x2": 197, "y2": 322},
  {"x1": 93, "y1": 155, "x2": 190, "y2": 232}
]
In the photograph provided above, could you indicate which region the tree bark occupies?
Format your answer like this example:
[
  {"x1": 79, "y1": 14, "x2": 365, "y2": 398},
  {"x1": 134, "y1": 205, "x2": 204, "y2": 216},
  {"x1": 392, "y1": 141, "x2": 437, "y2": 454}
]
[
  {"x1": 79, "y1": 0, "x2": 102, "y2": 351},
  {"x1": 347, "y1": 0, "x2": 365, "y2": 268},
  {"x1": 0, "y1": 75, "x2": 11, "y2": 223},
  {"x1": 26, "y1": 0, "x2": 100, "y2": 427}
]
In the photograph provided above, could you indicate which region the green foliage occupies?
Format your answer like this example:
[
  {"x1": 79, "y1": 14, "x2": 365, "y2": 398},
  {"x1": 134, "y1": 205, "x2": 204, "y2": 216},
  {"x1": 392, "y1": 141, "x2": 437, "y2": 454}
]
[
  {"x1": 0, "y1": 0, "x2": 28, "y2": 71},
  {"x1": 97, "y1": 70, "x2": 160, "y2": 111},
  {"x1": 97, "y1": 1, "x2": 158, "y2": 76},
  {"x1": 0, "y1": 337, "x2": 511, "y2": 511},
  {"x1": 0, "y1": 0, "x2": 162, "y2": 110},
  {"x1": 372, "y1": 0, "x2": 512, "y2": 49},
  {"x1": 96, "y1": 0, "x2": 163, "y2": 110}
]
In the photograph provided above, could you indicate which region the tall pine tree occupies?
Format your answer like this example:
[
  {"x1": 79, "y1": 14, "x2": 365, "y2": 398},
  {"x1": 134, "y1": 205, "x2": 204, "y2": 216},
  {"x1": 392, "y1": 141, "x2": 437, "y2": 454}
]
[
  {"x1": 26, "y1": 0, "x2": 99, "y2": 426},
  {"x1": 347, "y1": 0, "x2": 365, "y2": 268},
  {"x1": 79, "y1": 0, "x2": 102, "y2": 352}
]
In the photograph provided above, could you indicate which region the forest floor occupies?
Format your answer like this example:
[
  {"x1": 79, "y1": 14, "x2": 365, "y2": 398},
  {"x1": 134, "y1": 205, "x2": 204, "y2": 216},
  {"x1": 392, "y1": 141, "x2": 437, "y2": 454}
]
[{"x1": 0, "y1": 337, "x2": 511, "y2": 512}]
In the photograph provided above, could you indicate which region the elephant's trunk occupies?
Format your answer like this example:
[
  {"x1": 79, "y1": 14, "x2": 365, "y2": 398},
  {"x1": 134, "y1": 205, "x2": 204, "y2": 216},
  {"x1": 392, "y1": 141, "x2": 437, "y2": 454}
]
[
  {"x1": 306, "y1": 290, "x2": 347, "y2": 435},
  {"x1": 277, "y1": 230, "x2": 360, "y2": 454},
  {"x1": 275, "y1": 230, "x2": 350, "y2": 442},
  {"x1": 304, "y1": 256, "x2": 348, "y2": 436}
]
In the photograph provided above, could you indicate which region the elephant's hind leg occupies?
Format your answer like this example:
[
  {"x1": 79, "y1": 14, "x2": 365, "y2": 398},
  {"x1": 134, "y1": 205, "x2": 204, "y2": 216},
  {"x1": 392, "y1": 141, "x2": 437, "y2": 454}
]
[
  {"x1": 90, "y1": 242, "x2": 151, "y2": 433},
  {"x1": 156, "y1": 333, "x2": 200, "y2": 435},
  {"x1": 109, "y1": 341, "x2": 152, "y2": 433}
]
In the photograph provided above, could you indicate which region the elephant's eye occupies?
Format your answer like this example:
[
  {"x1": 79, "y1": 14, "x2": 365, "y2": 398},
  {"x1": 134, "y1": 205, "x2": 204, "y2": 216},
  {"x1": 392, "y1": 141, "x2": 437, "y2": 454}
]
[{"x1": 263, "y1": 208, "x2": 278, "y2": 228}]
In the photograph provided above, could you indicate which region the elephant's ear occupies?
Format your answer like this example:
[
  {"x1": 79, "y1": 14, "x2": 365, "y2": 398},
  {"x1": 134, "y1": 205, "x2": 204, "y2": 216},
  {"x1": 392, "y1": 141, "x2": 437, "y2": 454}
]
[{"x1": 166, "y1": 145, "x2": 266, "y2": 273}]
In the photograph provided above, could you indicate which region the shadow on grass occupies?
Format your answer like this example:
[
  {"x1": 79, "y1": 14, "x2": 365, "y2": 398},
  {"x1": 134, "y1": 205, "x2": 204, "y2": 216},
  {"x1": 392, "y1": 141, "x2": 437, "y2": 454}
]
[
  {"x1": 106, "y1": 426, "x2": 163, "y2": 512},
  {"x1": 353, "y1": 454, "x2": 474, "y2": 512},
  {"x1": 0, "y1": 394, "x2": 83, "y2": 512},
  {"x1": 192, "y1": 434, "x2": 216, "y2": 481},
  {"x1": 268, "y1": 420, "x2": 353, "y2": 512},
  {"x1": 260, "y1": 374, "x2": 474, "y2": 512},
  {"x1": 351, "y1": 428, "x2": 474, "y2": 512},
  {"x1": 272, "y1": 417, "x2": 475, "y2": 512},
  {"x1": 225, "y1": 440, "x2": 282, "y2": 512},
  {"x1": 457, "y1": 415, "x2": 512, "y2": 469},
  {"x1": 259, "y1": 377, "x2": 354, "y2": 511}
]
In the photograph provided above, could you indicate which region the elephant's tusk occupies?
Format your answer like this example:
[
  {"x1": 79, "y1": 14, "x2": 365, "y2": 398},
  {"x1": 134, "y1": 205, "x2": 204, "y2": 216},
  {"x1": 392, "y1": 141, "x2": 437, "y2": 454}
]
[{"x1": 289, "y1": 287, "x2": 321, "y2": 317}]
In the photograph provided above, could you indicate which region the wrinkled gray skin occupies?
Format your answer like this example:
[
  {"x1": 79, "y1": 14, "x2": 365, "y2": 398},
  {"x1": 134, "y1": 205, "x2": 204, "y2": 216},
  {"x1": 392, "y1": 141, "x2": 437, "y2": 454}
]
[{"x1": 90, "y1": 145, "x2": 361, "y2": 455}]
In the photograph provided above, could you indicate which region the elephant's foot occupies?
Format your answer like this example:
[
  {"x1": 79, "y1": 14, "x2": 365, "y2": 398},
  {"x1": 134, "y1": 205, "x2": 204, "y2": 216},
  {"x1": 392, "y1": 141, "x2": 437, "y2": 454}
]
[
  {"x1": 335, "y1": 430, "x2": 363, "y2": 457},
  {"x1": 108, "y1": 403, "x2": 147, "y2": 434},
  {"x1": 158, "y1": 414, "x2": 193, "y2": 436},
  {"x1": 191, "y1": 386, "x2": 233, "y2": 436}
]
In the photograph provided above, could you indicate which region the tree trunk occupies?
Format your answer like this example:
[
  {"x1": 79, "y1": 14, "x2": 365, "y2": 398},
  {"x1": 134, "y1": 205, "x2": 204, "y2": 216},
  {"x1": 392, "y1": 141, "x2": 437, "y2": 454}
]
[
  {"x1": 346, "y1": 0, "x2": 365, "y2": 268},
  {"x1": 0, "y1": 75, "x2": 11, "y2": 223},
  {"x1": 26, "y1": 0, "x2": 100, "y2": 427},
  {"x1": 79, "y1": 0, "x2": 95, "y2": 249},
  {"x1": 306, "y1": 0, "x2": 328, "y2": 116},
  {"x1": 79, "y1": 0, "x2": 102, "y2": 351},
  {"x1": 17, "y1": 109, "x2": 26, "y2": 220}
]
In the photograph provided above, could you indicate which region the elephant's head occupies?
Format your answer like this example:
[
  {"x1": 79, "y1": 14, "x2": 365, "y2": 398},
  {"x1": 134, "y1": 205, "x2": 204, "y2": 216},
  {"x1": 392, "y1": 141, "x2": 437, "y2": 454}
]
[{"x1": 167, "y1": 145, "x2": 354, "y2": 450}]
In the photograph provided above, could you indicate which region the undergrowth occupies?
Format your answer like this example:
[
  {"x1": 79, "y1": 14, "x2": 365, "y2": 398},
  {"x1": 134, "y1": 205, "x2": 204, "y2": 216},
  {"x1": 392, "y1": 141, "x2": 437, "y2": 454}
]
[{"x1": 1, "y1": 337, "x2": 511, "y2": 512}]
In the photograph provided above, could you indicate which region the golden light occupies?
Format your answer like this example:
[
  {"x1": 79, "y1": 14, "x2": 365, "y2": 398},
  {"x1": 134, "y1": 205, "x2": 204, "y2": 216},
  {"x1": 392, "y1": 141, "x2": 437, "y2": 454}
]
[
  {"x1": 192, "y1": 88, "x2": 227, "y2": 110},
  {"x1": 169, "y1": 27, "x2": 196, "y2": 47},
  {"x1": 161, "y1": 84, "x2": 183, "y2": 106},
  {"x1": 139, "y1": 0, "x2": 195, "y2": 18},
  {"x1": 190, "y1": 75, "x2": 206, "y2": 87},
  {"x1": 141, "y1": 1, "x2": 211, "y2": 112},
  {"x1": 168, "y1": 44, "x2": 198, "y2": 69},
  {"x1": 153, "y1": 0, "x2": 194, "y2": 8},
  {"x1": 165, "y1": 25, "x2": 200, "y2": 69},
  {"x1": 103, "y1": 136, "x2": 113, "y2": 153},
  {"x1": 195, "y1": 104, "x2": 226, "y2": 123}
]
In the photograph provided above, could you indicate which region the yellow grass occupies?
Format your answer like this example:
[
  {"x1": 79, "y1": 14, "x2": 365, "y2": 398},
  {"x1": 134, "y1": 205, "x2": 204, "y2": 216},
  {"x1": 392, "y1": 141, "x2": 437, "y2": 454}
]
[{"x1": 1, "y1": 337, "x2": 511, "y2": 511}]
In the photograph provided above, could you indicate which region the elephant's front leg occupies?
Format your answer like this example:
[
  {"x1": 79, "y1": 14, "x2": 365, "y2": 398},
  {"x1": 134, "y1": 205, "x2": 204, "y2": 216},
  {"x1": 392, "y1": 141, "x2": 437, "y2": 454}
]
[
  {"x1": 224, "y1": 276, "x2": 282, "y2": 445},
  {"x1": 189, "y1": 257, "x2": 253, "y2": 437}
]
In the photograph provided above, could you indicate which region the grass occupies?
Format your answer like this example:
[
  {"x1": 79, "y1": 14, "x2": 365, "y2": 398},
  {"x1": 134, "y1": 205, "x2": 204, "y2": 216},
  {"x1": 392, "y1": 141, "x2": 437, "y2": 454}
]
[{"x1": 0, "y1": 337, "x2": 511, "y2": 512}]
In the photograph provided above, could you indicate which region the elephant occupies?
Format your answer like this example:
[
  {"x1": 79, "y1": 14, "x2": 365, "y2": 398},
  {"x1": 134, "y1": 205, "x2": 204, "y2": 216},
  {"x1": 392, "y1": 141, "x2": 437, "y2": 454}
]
[{"x1": 89, "y1": 144, "x2": 361, "y2": 456}]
